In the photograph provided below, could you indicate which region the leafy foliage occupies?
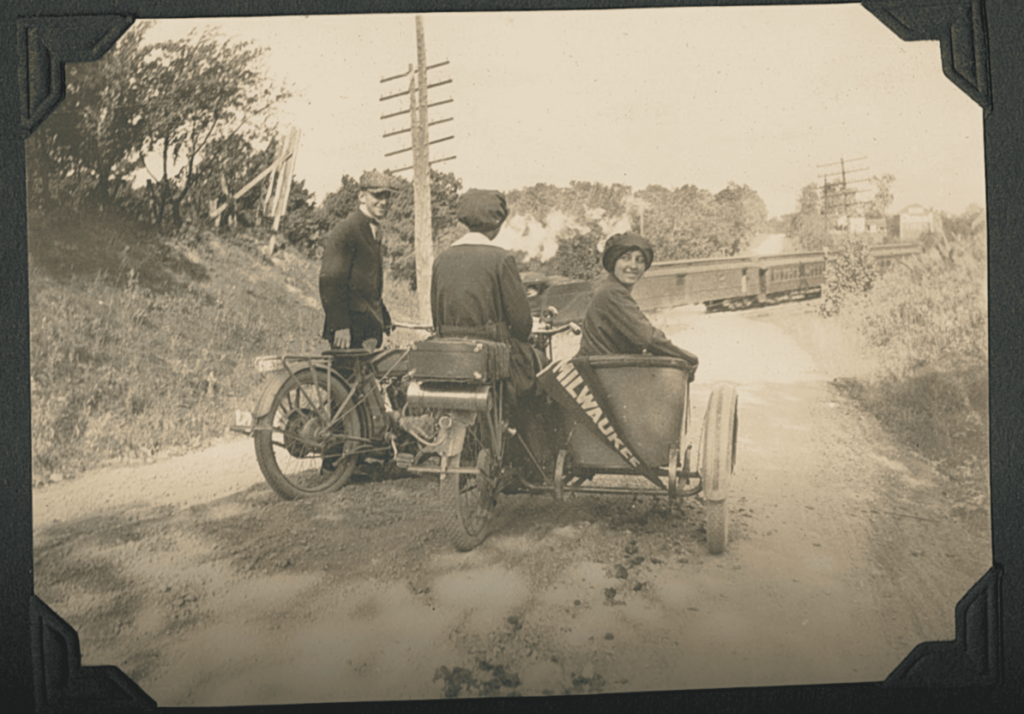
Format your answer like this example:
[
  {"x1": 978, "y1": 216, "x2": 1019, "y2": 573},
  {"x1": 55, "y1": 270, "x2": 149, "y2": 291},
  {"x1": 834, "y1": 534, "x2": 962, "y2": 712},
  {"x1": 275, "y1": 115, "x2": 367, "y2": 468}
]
[
  {"x1": 789, "y1": 183, "x2": 829, "y2": 251},
  {"x1": 712, "y1": 182, "x2": 768, "y2": 254},
  {"x1": 633, "y1": 184, "x2": 718, "y2": 260},
  {"x1": 139, "y1": 28, "x2": 291, "y2": 227},
  {"x1": 305, "y1": 170, "x2": 463, "y2": 288},
  {"x1": 25, "y1": 25, "x2": 152, "y2": 212},
  {"x1": 383, "y1": 170, "x2": 464, "y2": 288},
  {"x1": 818, "y1": 236, "x2": 877, "y2": 317},
  {"x1": 25, "y1": 21, "x2": 292, "y2": 231},
  {"x1": 504, "y1": 179, "x2": 766, "y2": 278},
  {"x1": 547, "y1": 230, "x2": 605, "y2": 280},
  {"x1": 842, "y1": 218, "x2": 987, "y2": 378}
]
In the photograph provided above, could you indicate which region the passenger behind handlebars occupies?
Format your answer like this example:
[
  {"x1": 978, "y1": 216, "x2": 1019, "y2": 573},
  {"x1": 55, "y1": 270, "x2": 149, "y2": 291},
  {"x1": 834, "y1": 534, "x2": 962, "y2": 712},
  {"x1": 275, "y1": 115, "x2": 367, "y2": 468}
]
[{"x1": 430, "y1": 189, "x2": 554, "y2": 477}]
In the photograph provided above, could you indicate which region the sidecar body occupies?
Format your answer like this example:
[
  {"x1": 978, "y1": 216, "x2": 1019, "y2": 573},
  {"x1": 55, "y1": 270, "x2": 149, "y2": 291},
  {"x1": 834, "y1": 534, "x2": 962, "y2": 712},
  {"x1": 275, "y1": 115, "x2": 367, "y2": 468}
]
[
  {"x1": 531, "y1": 352, "x2": 737, "y2": 553},
  {"x1": 537, "y1": 354, "x2": 696, "y2": 478}
]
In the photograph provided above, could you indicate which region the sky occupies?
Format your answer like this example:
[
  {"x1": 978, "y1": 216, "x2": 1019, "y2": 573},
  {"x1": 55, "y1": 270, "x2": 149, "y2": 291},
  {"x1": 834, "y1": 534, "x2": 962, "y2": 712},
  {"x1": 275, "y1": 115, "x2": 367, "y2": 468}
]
[{"x1": 141, "y1": 4, "x2": 986, "y2": 223}]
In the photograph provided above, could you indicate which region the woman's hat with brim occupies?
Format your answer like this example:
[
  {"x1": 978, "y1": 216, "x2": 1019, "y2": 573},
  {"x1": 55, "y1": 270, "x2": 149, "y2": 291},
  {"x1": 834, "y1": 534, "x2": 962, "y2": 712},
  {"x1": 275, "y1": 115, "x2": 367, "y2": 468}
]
[
  {"x1": 602, "y1": 233, "x2": 654, "y2": 273},
  {"x1": 457, "y1": 189, "x2": 508, "y2": 232}
]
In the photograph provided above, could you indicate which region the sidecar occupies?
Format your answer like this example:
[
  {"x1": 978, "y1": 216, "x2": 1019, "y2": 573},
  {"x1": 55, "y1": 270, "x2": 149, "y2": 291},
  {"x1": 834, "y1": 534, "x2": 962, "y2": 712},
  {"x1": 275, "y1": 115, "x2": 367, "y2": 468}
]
[{"x1": 532, "y1": 354, "x2": 738, "y2": 554}]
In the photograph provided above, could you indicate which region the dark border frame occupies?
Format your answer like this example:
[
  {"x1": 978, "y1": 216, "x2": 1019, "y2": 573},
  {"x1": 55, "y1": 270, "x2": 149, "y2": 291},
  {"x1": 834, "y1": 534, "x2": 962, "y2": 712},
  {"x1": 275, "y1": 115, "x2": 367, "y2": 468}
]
[{"x1": 3, "y1": 1, "x2": 1021, "y2": 712}]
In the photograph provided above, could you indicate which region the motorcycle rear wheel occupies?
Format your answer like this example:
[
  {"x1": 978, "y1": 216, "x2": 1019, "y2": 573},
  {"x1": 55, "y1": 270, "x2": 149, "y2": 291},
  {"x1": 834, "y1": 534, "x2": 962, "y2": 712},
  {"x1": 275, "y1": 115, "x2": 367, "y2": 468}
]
[
  {"x1": 441, "y1": 419, "x2": 498, "y2": 551},
  {"x1": 255, "y1": 370, "x2": 363, "y2": 499}
]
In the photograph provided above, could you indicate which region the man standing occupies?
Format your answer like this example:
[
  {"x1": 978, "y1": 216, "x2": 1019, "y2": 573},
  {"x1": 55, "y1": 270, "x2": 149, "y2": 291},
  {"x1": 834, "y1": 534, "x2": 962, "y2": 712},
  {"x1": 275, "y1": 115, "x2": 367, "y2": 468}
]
[{"x1": 319, "y1": 170, "x2": 397, "y2": 351}]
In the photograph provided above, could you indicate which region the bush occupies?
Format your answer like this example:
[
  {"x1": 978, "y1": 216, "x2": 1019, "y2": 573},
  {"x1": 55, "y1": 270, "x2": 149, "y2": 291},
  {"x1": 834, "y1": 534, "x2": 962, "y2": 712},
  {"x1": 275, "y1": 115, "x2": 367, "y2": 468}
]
[
  {"x1": 818, "y1": 236, "x2": 876, "y2": 317},
  {"x1": 841, "y1": 232, "x2": 987, "y2": 379}
]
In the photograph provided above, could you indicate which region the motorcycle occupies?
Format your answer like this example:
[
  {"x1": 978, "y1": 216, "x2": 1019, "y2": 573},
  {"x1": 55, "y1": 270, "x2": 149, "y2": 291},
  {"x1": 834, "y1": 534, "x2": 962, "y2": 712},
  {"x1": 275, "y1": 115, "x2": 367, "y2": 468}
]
[
  {"x1": 231, "y1": 313, "x2": 575, "y2": 549},
  {"x1": 233, "y1": 308, "x2": 736, "y2": 554}
]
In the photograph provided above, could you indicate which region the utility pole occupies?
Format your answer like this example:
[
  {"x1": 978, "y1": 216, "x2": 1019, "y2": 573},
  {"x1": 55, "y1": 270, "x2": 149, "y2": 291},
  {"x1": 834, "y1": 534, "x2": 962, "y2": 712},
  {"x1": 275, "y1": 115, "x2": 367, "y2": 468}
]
[
  {"x1": 817, "y1": 156, "x2": 871, "y2": 232},
  {"x1": 380, "y1": 16, "x2": 455, "y2": 321}
]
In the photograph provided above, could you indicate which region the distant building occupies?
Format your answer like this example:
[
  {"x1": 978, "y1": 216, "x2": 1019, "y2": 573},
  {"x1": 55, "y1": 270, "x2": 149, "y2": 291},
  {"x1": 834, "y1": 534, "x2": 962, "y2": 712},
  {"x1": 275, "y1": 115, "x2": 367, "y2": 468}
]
[
  {"x1": 866, "y1": 217, "x2": 887, "y2": 240},
  {"x1": 825, "y1": 215, "x2": 887, "y2": 243},
  {"x1": 897, "y1": 204, "x2": 939, "y2": 241}
]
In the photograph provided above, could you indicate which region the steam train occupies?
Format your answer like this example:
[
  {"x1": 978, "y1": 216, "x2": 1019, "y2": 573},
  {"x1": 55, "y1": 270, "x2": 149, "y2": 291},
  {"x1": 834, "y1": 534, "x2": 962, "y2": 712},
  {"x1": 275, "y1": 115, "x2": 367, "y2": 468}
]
[{"x1": 523, "y1": 242, "x2": 922, "y2": 323}]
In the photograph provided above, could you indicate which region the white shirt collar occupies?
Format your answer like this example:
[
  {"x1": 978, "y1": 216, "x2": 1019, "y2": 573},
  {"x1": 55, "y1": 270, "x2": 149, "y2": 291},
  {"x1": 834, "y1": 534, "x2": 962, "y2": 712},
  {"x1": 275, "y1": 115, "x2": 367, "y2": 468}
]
[
  {"x1": 359, "y1": 205, "x2": 380, "y2": 238},
  {"x1": 452, "y1": 232, "x2": 497, "y2": 247}
]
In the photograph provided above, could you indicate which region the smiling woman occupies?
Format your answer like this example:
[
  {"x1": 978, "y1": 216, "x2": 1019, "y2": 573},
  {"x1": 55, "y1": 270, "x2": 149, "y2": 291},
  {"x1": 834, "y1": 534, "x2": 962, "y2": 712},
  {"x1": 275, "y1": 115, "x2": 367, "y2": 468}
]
[{"x1": 575, "y1": 233, "x2": 698, "y2": 362}]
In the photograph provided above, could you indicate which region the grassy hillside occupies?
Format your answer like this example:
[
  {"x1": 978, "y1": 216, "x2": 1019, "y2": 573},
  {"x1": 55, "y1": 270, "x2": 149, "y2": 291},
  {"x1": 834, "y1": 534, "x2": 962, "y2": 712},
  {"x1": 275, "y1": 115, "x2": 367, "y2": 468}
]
[{"x1": 27, "y1": 211, "x2": 390, "y2": 482}]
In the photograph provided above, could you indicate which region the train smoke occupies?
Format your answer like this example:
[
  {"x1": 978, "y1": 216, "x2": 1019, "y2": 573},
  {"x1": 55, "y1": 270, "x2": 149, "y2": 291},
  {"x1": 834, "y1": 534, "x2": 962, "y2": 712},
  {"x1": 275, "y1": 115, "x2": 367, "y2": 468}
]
[
  {"x1": 496, "y1": 208, "x2": 635, "y2": 261},
  {"x1": 495, "y1": 210, "x2": 585, "y2": 261}
]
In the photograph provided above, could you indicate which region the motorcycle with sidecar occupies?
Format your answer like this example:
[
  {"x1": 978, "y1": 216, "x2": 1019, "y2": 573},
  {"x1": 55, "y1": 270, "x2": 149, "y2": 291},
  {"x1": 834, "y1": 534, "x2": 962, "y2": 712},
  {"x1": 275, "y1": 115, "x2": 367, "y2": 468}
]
[{"x1": 232, "y1": 315, "x2": 738, "y2": 553}]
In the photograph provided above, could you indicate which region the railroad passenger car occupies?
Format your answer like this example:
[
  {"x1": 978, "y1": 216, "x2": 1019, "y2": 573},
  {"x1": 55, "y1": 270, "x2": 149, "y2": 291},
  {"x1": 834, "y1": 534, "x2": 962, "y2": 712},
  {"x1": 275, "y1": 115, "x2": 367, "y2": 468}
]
[
  {"x1": 526, "y1": 242, "x2": 922, "y2": 322},
  {"x1": 755, "y1": 251, "x2": 829, "y2": 307},
  {"x1": 635, "y1": 256, "x2": 760, "y2": 312}
]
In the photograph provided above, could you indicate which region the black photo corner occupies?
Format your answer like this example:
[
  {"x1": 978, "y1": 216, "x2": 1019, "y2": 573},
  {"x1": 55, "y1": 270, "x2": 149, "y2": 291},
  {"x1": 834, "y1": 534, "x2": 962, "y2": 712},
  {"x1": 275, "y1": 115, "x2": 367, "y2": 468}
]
[{"x1": 2, "y1": 0, "x2": 1022, "y2": 712}]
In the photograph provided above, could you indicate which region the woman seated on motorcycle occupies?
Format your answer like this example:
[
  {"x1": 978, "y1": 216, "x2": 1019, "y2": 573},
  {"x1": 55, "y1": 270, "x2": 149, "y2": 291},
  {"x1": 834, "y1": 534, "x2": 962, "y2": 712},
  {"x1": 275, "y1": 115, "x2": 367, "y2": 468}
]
[{"x1": 575, "y1": 233, "x2": 698, "y2": 364}]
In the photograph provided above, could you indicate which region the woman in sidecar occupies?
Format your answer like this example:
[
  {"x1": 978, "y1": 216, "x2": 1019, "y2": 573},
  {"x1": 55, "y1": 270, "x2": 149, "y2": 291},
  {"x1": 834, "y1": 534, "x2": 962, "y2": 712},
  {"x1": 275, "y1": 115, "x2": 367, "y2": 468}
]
[{"x1": 575, "y1": 232, "x2": 698, "y2": 362}]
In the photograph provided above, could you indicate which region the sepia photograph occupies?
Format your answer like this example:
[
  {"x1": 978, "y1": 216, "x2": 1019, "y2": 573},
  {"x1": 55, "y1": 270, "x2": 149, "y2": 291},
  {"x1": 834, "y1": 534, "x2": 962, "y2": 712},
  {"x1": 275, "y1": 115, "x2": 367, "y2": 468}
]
[{"x1": 13, "y1": 1, "x2": 1007, "y2": 709}]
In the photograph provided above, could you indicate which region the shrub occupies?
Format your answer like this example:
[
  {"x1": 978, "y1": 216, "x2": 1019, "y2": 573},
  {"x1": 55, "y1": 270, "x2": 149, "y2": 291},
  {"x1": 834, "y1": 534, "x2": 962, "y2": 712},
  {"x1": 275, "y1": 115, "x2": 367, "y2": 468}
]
[
  {"x1": 818, "y1": 235, "x2": 877, "y2": 317},
  {"x1": 841, "y1": 231, "x2": 987, "y2": 379}
]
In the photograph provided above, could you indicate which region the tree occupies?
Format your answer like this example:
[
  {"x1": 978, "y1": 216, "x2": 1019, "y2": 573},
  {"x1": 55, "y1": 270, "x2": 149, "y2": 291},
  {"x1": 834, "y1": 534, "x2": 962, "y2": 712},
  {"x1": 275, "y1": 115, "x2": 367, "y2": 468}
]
[
  {"x1": 504, "y1": 179, "x2": 767, "y2": 274},
  {"x1": 546, "y1": 229, "x2": 604, "y2": 280},
  {"x1": 506, "y1": 181, "x2": 634, "y2": 276},
  {"x1": 634, "y1": 184, "x2": 720, "y2": 261},
  {"x1": 383, "y1": 170, "x2": 463, "y2": 288},
  {"x1": 24, "y1": 22, "x2": 292, "y2": 232},
  {"x1": 139, "y1": 28, "x2": 291, "y2": 227},
  {"x1": 25, "y1": 22, "x2": 154, "y2": 213},
  {"x1": 713, "y1": 182, "x2": 768, "y2": 255},
  {"x1": 790, "y1": 183, "x2": 829, "y2": 251}
]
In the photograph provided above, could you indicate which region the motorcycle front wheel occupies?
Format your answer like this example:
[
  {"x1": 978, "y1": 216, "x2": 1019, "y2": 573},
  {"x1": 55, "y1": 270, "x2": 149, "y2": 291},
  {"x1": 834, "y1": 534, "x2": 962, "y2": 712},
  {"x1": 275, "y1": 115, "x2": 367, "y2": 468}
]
[{"x1": 254, "y1": 369, "x2": 363, "y2": 499}]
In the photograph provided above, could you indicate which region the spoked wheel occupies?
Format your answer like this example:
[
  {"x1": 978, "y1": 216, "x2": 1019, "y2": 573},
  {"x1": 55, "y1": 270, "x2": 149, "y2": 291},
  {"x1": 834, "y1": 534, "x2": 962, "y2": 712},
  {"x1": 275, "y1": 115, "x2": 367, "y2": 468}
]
[
  {"x1": 254, "y1": 369, "x2": 363, "y2": 499},
  {"x1": 699, "y1": 383, "x2": 739, "y2": 555},
  {"x1": 441, "y1": 417, "x2": 501, "y2": 552}
]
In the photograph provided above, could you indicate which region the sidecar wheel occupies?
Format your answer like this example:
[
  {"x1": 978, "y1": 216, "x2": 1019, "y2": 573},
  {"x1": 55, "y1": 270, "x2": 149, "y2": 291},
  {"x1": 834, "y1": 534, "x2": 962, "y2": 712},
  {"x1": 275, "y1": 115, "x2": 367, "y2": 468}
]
[
  {"x1": 255, "y1": 369, "x2": 362, "y2": 499},
  {"x1": 441, "y1": 420, "x2": 497, "y2": 552},
  {"x1": 699, "y1": 383, "x2": 738, "y2": 555},
  {"x1": 705, "y1": 500, "x2": 728, "y2": 556}
]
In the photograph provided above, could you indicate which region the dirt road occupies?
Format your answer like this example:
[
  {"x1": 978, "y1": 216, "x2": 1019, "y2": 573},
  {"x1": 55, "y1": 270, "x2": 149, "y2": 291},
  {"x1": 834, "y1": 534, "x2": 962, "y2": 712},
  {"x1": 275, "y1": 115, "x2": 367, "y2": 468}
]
[{"x1": 32, "y1": 302, "x2": 991, "y2": 705}]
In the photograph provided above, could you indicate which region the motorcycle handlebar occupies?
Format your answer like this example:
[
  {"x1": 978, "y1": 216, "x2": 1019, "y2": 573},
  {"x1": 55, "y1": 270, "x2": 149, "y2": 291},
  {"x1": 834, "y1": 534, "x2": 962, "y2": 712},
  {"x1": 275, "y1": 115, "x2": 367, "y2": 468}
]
[
  {"x1": 390, "y1": 322, "x2": 435, "y2": 332},
  {"x1": 533, "y1": 322, "x2": 581, "y2": 336},
  {"x1": 390, "y1": 321, "x2": 580, "y2": 337}
]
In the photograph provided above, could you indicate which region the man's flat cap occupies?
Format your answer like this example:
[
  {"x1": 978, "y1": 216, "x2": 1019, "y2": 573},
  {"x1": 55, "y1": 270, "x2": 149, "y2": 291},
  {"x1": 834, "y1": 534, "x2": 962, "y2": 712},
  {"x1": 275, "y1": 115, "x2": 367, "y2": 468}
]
[{"x1": 359, "y1": 170, "x2": 398, "y2": 192}]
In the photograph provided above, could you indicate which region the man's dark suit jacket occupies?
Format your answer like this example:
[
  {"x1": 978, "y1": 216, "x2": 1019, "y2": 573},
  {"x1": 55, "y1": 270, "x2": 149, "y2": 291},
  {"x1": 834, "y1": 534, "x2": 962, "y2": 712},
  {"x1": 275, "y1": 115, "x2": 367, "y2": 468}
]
[{"x1": 319, "y1": 208, "x2": 390, "y2": 342}]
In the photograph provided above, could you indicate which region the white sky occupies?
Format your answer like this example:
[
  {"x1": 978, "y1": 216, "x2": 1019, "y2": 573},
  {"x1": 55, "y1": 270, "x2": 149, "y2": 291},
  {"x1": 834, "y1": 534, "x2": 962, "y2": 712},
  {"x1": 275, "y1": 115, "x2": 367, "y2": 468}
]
[{"x1": 143, "y1": 4, "x2": 986, "y2": 220}]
